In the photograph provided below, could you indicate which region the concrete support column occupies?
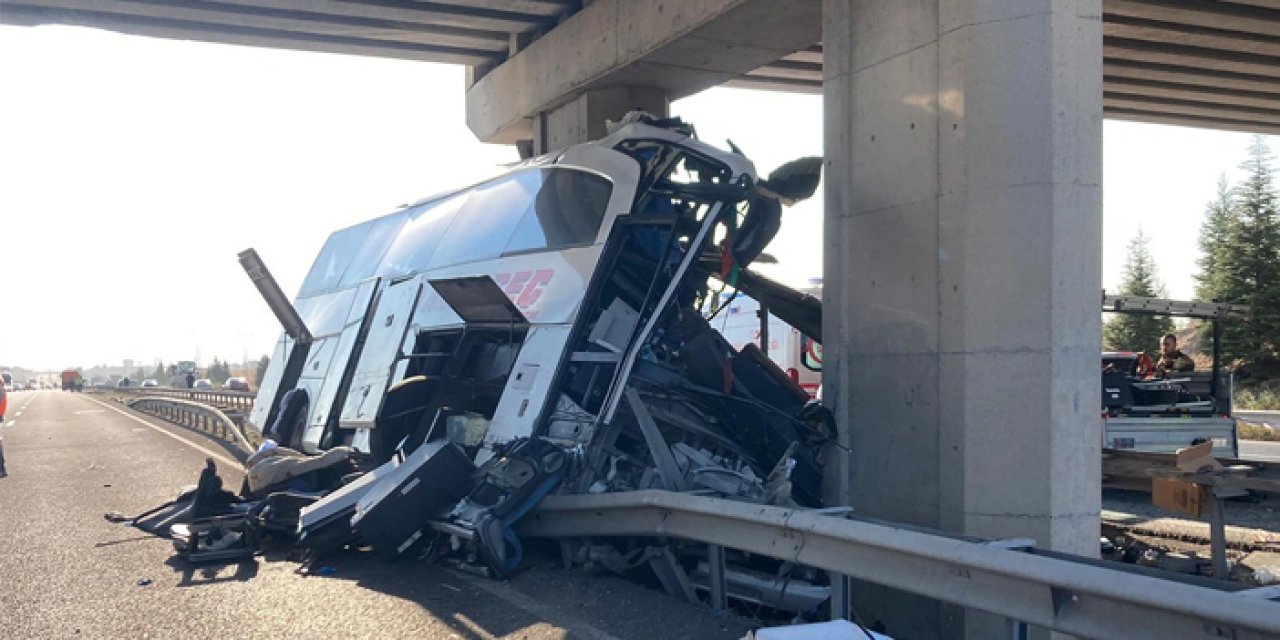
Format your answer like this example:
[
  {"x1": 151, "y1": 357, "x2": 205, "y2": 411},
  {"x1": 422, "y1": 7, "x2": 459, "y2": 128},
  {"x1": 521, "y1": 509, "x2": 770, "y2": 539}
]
[
  {"x1": 822, "y1": 1, "x2": 1102, "y2": 636},
  {"x1": 531, "y1": 86, "x2": 669, "y2": 155}
]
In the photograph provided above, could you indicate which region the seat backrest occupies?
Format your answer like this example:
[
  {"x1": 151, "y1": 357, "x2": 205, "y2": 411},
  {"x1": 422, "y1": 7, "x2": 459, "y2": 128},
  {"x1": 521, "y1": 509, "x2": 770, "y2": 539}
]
[{"x1": 268, "y1": 388, "x2": 310, "y2": 449}]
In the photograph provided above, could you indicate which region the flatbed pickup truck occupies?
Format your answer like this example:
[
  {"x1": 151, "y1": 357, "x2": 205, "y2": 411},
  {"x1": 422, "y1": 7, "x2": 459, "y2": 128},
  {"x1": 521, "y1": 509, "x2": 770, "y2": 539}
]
[
  {"x1": 1101, "y1": 294, "x2": 1249, "y2": 459},
  {"x1": 1102, "y1": 351, "x2": 1236, "y2": 458}
]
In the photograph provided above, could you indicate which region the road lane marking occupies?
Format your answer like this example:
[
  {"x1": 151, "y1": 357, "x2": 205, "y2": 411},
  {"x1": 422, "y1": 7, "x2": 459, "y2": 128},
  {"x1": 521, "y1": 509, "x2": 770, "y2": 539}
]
[
  {"x1": 5, "y1": 421, "x2": 13, "y2": 427},
  {"x1": 80, "y1": 395, "x2": 241, "y2": 468}
]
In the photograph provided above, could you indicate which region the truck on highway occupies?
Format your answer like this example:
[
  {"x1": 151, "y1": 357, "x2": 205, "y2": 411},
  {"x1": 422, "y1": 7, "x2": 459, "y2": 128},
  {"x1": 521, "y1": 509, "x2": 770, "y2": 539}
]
[
  {"x1": 1101, "y1": 294, "x2": 1248, "y2": 458},
  {"x1": 170, "y1": 360, "x2": 197, "y2": 388},
  {"x1": 61, "y1": 369, "x2": 83, "y2": 392}
]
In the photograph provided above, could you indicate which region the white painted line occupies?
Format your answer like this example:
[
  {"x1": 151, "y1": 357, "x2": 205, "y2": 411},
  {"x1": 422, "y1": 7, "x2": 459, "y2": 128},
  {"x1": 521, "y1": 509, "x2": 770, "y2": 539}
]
[
  {"x1": 80, "y1": 395, "x2": 240, "y2": 468},
  {"x1": 5, "y1": 421, "x2": 13, "y2": 427}
]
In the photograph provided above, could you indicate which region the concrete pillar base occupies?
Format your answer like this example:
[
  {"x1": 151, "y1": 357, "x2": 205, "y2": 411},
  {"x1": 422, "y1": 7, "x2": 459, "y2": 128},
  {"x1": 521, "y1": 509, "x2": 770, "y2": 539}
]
[
  {"x1": 823, "y1": 0, "x2": 1103, "y2": 637},
  {"x1": 529, "y1": 86, "x2": 669, "y2": 155}
]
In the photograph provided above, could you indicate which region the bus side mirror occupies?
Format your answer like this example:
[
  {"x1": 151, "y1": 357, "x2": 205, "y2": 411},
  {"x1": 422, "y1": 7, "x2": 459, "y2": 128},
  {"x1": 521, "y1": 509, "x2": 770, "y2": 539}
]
[{"x1": 759, "y1": 156, "x2": 823, "y2": 204}]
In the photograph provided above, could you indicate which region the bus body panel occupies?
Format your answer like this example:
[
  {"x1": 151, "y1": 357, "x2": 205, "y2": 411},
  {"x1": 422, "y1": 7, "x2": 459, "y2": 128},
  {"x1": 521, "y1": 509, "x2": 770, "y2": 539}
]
[{"x1": 249, "y1": 146, "x2": 640, "y2": 451}]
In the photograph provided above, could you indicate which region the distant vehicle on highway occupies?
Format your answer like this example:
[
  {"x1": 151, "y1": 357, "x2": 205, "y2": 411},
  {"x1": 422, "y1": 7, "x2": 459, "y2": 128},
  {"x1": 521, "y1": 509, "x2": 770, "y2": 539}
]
[
  {"x1": 141, "y1": 379, "x2": 159, "y2": 388},
  {"x1": 169, "y1": 360, "x2": 198, "y2": 388},
  {"x1": 62, "y1": 369, "x2": 83, "y2": 391},
  {"x1": 192, "y1": 378, "x2": 213, "y2": 390},
  {"x1": 223, "y1": 377, "x2": 250, "y2": 392}
]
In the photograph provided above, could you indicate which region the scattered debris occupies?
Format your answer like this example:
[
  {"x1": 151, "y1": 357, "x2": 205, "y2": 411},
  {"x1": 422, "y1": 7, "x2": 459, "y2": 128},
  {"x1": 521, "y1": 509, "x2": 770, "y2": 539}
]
[{"x1": 120, "y1": 113, "x2": 839, "y2": 623}]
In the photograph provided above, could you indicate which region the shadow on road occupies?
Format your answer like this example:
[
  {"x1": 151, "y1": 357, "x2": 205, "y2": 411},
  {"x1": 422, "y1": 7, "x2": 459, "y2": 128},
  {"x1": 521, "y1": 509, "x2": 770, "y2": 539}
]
[
  {"x1": 292, "y1": 541, "x2": 749, "y2": 640},
  {"x1": 296, "y1": 548, "x2": 542, "y2": 640},
  {"x1": 165, "y1": 555, "x2": 260, "y2": 587},
  {"x1": 93, "y1": 534, "x2": 158, "y2": 548}
]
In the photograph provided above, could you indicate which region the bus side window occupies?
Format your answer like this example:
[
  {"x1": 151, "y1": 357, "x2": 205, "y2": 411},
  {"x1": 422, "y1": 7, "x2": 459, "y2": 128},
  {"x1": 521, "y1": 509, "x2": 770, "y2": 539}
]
[
  {"x1": 504, "y1": 169, "x2": 612, "y2": 254},
  {"x1": 378, "y1": 193, "x2": 469, "y2": 276},
  {"x1": 427, "y1": 171, "x2": 540, "y2": 269},
  {"x1": 298, "y1": 224, "x2": 371, "y2": 297}
]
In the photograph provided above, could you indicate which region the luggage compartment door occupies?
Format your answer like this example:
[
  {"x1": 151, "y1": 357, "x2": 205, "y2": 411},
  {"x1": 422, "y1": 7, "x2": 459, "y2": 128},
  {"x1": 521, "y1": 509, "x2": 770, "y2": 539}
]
[
  {"x1": 249, "y1": 333, "x2": 293, "y2": 431},
  {"x1": 300, "y1": 278, "x2": 379, "y2": 452},
  {"x1": 339, "y1": 278, "x2": 424, "y2": 430}
]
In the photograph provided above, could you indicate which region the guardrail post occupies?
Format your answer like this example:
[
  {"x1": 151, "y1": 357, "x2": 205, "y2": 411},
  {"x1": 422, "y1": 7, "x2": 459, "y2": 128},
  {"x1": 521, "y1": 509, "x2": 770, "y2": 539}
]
[
  {"x1": 830, "y1": 573, "x2": 852, "y2": 621},
  {"x1": 1011, "y1": 619, "x2": 1029, "y2": 640},
  {"x1": 707, "y1": 543, "x2": 727, "y2": 612},
  {"x1": 1209, "y1": 491, "x2": 1229, "y2": 579}
]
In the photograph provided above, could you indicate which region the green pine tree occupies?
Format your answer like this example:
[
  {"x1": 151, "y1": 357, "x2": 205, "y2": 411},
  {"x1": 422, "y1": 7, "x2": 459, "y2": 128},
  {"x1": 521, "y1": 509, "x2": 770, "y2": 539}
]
[
  {"x1": 1216, "y1": 136, "x2": 1280, "y2": 373},
  {"x1": 207, "y1": 357, "x2": 229, "y2": 384},
  {"x1": 1105, "y1": 228, "x2": 1174, "y2": 355},
  {"x1": 1194, "y1": 175, "x2": 1237, "y2": 302}
]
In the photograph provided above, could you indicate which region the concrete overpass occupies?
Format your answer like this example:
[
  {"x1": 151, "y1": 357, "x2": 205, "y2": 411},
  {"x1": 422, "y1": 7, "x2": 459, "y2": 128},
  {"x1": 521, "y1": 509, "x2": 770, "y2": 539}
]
[
  {"x1": 5, "y1": 1, "x2": 1279, "y2": 637},
  {"x1": 3, "y1": 1, "x2": 1279, "y2": 137}
]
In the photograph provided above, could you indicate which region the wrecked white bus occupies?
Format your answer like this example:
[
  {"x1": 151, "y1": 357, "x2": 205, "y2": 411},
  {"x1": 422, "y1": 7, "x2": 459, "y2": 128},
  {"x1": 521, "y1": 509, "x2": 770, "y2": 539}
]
[{"x1": 232, "y1": 113, "x2": 833, "y2": 609}]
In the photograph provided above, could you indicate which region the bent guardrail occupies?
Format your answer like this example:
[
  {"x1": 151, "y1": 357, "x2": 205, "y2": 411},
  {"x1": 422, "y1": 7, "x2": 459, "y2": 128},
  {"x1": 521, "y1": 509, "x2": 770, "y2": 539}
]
[
  {"x1": 126, "y1": 396, "x2": 259, "y2": 456},
  {"x1": 521, "y1": 491, "x2": 1280, "y2": 640},
  {"x1": 99, "y1": 386, "x2": 256, "y2": 412}
]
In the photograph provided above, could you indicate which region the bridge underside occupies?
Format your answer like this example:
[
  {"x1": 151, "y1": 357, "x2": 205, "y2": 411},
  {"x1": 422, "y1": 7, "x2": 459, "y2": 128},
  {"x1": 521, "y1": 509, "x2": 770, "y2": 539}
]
[{"x1": 4, "y1": 0, "x2": 1280, "y2": 135}]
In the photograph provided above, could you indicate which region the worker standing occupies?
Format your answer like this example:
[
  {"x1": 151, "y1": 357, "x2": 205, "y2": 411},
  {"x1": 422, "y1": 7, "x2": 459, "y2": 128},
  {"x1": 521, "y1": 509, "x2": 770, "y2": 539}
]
[{"x1": 1156, "y1": 333, "x2": 1195, "y2": 377}]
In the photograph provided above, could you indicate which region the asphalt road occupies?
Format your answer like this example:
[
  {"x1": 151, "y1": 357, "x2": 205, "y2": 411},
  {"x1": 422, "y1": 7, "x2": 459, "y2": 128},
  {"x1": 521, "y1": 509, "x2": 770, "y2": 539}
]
[
  {"x1": 1240, "y1": 440, "x2": 1280, "y2": 462},
  {"x1": 0, "y1": 391, "x2": 752, "y2": 639}
]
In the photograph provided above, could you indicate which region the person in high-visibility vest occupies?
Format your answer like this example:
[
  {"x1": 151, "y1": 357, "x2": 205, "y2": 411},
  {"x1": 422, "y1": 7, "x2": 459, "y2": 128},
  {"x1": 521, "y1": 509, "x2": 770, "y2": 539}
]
[{"x1": 0, "y1": 381, "x2": 8, "y2": 477}]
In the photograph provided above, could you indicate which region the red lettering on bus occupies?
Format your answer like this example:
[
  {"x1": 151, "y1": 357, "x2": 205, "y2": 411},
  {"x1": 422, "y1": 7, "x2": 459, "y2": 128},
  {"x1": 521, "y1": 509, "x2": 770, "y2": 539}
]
[
  {"x1": 505, "y1": 270, "x2": 532, "y2": 299},
  {"x1": 517, "y1": 269, "x2": 554, "y2": 307}
]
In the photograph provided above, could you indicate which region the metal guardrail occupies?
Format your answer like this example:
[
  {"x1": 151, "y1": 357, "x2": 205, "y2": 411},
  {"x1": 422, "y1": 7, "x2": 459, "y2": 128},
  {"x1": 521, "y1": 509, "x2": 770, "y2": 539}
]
[
  {"x1": 521, "y1": 491, "x2": 1280, "y2": 640},
  {"x1": 106, "y1": 386, "x2": 256, "y2": 412},
  {"x1": 126, "y1": 396, "x2": 258, "y2": 456},
  {"x1": 86, "y1": 386, "x2": 1280, "y2": 636},
  {"x1": 1104, "y1": 448, "x2": 1280, "y2": 497}
]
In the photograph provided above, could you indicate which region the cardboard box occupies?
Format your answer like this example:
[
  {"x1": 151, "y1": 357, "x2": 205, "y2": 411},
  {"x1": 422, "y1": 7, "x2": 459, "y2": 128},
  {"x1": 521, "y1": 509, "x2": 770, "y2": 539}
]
[
  {"x1": 1175, "y1": 440, "x2": 1223, "y2": 475},
  {"x1": 1153, "y1": 477, "x2": 1208, "y2": 517}
]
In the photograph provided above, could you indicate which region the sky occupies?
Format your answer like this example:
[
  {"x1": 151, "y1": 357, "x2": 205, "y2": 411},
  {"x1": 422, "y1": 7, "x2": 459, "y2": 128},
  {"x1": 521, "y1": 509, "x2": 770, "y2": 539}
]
[{"x1": 0, "y1": 25, "x2": 1274, "y2": 372}]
